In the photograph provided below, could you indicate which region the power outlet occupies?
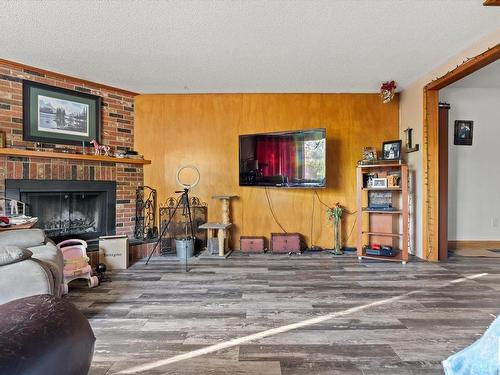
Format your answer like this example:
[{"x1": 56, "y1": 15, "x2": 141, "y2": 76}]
[{"x1": 492, "y1": 217, "x2": 499, "y2": 228}]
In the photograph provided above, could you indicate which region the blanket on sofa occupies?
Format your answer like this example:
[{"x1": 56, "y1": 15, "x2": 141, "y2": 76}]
[{"x1": 442, "y1": 315, "x2": 500, "y2": 375}]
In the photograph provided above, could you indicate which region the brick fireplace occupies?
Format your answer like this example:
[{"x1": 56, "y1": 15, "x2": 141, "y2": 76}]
[{"x1": 0, "y1": 60, "x2": 146, "y2": 255}]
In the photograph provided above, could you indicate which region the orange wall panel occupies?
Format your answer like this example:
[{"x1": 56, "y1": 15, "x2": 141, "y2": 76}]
[{"x1": 135, "y1": 93, "x2": 399, "y2": 249}]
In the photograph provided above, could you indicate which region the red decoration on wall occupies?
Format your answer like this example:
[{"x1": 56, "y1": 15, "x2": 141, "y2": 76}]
[{"x1": 380, "y1": 80, "x2": 397, "y2": 103}]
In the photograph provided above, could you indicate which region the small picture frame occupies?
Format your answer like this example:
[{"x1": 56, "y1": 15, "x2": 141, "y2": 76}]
[
  {"x1": 387, "y1": 174, "x2": 400, "y2": 188},
  {"x1": 382, "y1": 140, "x2": 402, "y2": 160},
  {"x1": 362, "y1": 147, "x2": 377, "y2": 161},
  {"x1": 365, "y1": 173, "x2": 378, "y2": 187},
  {"x1": 372, "y1": 178, "x2": 388, "y2": 188},
  {"x1": 454, "y1": 120, "x2": 473, "y2": 146}
]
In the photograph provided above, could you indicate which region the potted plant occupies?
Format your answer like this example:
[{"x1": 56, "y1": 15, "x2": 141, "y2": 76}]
[{"x1": 327, "y1": 202, "x2": 343, "y2": 255}]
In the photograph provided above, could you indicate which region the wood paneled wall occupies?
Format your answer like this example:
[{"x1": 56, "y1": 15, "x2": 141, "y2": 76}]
[{"x1": 135, "y1": 94, "x2": 399, "y2": 249}]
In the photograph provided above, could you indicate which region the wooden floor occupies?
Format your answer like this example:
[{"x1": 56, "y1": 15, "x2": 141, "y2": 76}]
[{"x1": 66, "y1": 253, "x2": 500, "y2": 375}]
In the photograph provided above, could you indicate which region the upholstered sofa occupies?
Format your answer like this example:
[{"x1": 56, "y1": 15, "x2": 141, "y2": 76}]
[{"x1": 0, "y1": 229, "x2": 64, "y2": 304}]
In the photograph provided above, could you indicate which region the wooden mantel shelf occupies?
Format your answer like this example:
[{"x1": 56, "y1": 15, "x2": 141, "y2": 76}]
[{"x1": 0, "y1": 148, "x2": 151, "y2": 165}]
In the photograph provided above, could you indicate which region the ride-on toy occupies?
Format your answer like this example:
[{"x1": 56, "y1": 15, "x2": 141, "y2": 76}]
[{"x1": 58, "y1": 239, "x2": 99, "y2": 294}]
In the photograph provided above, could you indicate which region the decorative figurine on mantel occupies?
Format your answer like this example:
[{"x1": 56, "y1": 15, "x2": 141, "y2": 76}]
[{"x1": 90, "y1": 138, "x2": 111, "y2": 156}]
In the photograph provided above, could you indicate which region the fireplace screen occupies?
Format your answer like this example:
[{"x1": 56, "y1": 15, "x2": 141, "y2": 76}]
[
  {"x1": 22, "y1": 191, "x2": 106, "y2": 240},
  {"x1": 159, "y1": 196, "x2": 207, "y2": 254},
  {"x1": 6, "y1": 179, "x2": 116, "y2": 243}
]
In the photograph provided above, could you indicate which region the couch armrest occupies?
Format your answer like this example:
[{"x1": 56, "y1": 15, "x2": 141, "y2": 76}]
[
  {"x1": 0, "y1": 229, "x2": 46, "y2": 249},
  {"x1": 0, "y1": 259, "x2": 55, "y2": 305},
  {"x1": 0, "y1": 245, "x2": 33, "y2": 266}
]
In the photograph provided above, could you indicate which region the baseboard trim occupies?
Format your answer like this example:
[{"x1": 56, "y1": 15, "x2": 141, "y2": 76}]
[{"x1": 449, "y1": 240, "x2": 500, "y2": 250}]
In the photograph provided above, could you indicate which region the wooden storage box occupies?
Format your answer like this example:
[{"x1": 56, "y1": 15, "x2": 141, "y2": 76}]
[
  {"x1": 271, "y1": 233, "x2": 302, "y2": 253},
  {"x1": 240, "y1": 236, "x2": 265, "y2": 253}
]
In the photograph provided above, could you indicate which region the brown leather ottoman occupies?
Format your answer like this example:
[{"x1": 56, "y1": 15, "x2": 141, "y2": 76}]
[{"x1": 0, "y1": 294, "x2": 95, "y2": 375}]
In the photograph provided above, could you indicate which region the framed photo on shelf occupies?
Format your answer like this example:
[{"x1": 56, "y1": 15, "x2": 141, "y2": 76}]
[
  {"x1": 372, "y1": 178, "x2": 388, "y2": 188},
  {"x1": 454, "y1": 120, "x2": 473, "y2": 146},
  {"x1": 362, "y1": 147, "x2": 377, "y2": 161},
  {"x1": 382, "y1": 140, "x2": 402, "y2": 160},
  {"x1": 387, "y1": 174, "x2": 400, "y2": 188},
  {"x1": 23, "y1": 80, "x2": 102, "y2": 145}
]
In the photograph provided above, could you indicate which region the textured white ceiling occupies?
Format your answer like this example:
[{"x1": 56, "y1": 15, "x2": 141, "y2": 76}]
[
  {"x1": 448, "y1": 59, "x2": 500, "y2": 88},
  {"x1": 1, "y1": 0, "x2": 499, "y2": 93}
]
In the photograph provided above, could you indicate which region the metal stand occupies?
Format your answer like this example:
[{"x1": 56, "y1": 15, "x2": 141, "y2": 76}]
[{"x1": 145, "y1": 188, "x2": 194, "y2": 272}]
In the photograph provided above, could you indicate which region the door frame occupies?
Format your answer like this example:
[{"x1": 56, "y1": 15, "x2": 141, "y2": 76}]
[{"x1": 422, "y1": 43, "x2": 500, "y2": 261}]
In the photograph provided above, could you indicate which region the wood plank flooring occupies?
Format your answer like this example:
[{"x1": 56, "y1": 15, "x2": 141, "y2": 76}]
[{"x1": 65, "y1": 253, "x2": 500, "y2": 374}]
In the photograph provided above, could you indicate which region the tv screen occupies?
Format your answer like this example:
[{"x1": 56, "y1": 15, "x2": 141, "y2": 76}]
[{"x1": 239, "y1": 128, "x2": 326, "y2": 188}]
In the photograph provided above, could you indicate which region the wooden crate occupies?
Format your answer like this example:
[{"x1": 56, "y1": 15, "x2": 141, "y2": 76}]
[
  {"x1": 240, "y1": 236, "x2": 265, "y2": 253},
  {"x1": 271, "y1": 233, "x2": 302, "y2": 253}
]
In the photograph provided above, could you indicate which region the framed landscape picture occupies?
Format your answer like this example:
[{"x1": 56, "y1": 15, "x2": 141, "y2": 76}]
[{"x1": 23, "y1": 80, "x2": 101, "y2": 145}]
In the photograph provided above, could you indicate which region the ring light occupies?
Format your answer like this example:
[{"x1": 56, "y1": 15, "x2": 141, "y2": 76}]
[{"x1": 176, "y1": 165, "x2": 200, "y2": 189}]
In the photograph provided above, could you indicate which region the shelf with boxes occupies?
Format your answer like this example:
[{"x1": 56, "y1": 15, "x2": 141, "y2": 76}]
[{"x1": 356, "y1": 162, "x2": 409, "y2": 264}]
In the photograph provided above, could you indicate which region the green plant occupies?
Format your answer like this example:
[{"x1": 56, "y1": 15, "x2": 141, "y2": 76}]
[{"x1": 327, "y1": 202, "x2": 343, "y2": 255}]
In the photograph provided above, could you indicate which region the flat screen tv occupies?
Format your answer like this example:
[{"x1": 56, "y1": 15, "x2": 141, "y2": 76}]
[{"x1": 239, "y1": 128, "x2": 326, "y2": 188}]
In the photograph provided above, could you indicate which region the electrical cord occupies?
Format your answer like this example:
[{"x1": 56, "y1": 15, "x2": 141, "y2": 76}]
[
  {"x1": 313, "y1": 190, "x2": 331, "y2": 209},
  {"x1": 314, "y1": 190, "x2": 357, "y2": 215},
  {"x1": 312, "y1": 190, "x2": 358, "y2": 247},
  {"x1": 343, "y1": 215, "x2": 357, "y2": 246},
  {"x1": 263, "y1": 187, "x2": 358, "y2": 247},
  {"x1": 264, "y1": 187, "x2": 288, "y2": 233}
]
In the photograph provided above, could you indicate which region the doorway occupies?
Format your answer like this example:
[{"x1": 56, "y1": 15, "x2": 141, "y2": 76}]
[
  {"x1": 422, "y1": 44, "x2": 500, "y2": 261},
  {"x1": 440, "y1": 69, "x2": 500, "y2": 259}
]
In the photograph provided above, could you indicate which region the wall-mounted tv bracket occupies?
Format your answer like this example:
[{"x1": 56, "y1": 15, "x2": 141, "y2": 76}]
[{"x1": 404, "y1": 128, "x2": 419, "y2": 153}]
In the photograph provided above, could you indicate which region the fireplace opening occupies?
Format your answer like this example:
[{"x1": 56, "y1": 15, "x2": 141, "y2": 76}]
[
  {"x1": 5, "y1": 180, "x2": 116, "y2": 243},
  {"x1": 23, "y1": 191, "x2": 105, "y2": 238}
]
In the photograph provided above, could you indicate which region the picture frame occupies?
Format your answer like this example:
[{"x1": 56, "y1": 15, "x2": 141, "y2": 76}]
[
  {"x1": 362, "y1": 147, "x2": 377, "y2": 161},
  {"x1": 387, "y1": 174, "x2": 400, "y2": 188},
  {"x1": 382, "y1": 140, "x2": 402, "y2": 160},
  {"x1": 23, "y1": 80, "x2": 102, "y2": 145},
  {"x1": 372, "y1": 178, "x2": 388, "y2": 188},
  {"x1": 454, "y1": 120, "x2": 473, "y2": 146},
  {"x1": 365, "y1": 173, "x2": 378, "y2": 188}
]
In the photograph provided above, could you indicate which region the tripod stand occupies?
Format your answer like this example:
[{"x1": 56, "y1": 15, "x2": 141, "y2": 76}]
[{"x1": 145, "y1": 188, "x2": 194, "y2": 272}]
